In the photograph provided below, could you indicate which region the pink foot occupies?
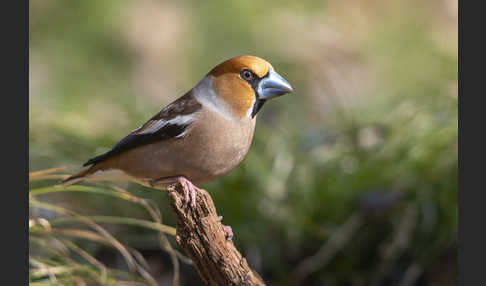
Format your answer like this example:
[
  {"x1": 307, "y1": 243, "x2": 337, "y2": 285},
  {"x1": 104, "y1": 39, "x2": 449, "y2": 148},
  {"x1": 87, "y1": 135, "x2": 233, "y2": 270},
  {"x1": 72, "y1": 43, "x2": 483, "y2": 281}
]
[
  {"x1": 168, "y1": 176, "x2": 201, "y2": 208},
  {"x1": 218, "y1": 216, "x2": 234, "y2": 241}
]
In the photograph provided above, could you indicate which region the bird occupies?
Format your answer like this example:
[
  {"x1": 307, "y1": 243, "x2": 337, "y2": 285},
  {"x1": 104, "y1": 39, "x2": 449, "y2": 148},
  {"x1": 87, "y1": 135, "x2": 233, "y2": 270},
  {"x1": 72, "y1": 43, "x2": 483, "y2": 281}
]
[{"x1": 61, "y1": 55, "x2": 294, "y2": 212}]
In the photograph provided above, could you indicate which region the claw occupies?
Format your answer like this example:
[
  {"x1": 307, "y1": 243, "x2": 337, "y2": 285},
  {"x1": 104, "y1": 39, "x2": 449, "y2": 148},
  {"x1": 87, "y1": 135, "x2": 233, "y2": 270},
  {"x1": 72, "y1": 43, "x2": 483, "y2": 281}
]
[
  {"x1": 175, "y1": 176, "x2": 200, "y2": 208},
  {"x1": 222, "y1": 225, "x2": 233, "y2": 241},
  {"x1": 217, "y1": 216, "x2": 233, "y2": 240},
  {"x1": 190, "y1": 186, "x2": 196, "y2": 208},
  {"x1": 181, "y1": 180, "x2": 190, "y2": 203},
  {"x1": 151, "y1": 176, "x2": 200, "y2": 208},
  {"x1": 151, "y1": 175, "x2": 201, "y2": 209}
]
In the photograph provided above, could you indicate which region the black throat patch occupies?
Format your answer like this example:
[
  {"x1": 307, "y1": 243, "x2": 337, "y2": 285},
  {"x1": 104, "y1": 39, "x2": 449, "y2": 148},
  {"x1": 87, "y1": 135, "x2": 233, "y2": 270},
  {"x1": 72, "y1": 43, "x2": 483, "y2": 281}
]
[
  {"x1": 246, "y1": 71, "x2": 269, "y2": 118},
  {"x1": 251, "y1": 99, "x2": 266, "y2": 118}
]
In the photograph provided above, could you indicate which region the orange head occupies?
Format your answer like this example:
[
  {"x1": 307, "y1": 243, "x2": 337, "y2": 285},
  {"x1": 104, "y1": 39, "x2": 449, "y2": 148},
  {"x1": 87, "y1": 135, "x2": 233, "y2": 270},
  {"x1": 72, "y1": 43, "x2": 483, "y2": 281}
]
[{"x1": 206, "y1": 55, "x2": 293, "y2": 119}]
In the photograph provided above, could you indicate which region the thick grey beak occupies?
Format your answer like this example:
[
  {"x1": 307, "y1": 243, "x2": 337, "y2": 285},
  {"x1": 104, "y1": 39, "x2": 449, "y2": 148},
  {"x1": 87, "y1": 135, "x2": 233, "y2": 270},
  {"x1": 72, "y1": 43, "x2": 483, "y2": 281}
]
[{"x1": 257, "y1": 68, "x2": 294, "y2": 100}]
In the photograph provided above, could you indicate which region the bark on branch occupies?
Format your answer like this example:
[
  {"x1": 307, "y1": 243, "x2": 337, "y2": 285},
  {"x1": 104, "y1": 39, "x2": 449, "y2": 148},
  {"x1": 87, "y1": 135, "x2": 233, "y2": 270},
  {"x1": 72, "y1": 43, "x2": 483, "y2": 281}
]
[{"x1": 166, "y1": 183, "x2": 266, "y2": 286}]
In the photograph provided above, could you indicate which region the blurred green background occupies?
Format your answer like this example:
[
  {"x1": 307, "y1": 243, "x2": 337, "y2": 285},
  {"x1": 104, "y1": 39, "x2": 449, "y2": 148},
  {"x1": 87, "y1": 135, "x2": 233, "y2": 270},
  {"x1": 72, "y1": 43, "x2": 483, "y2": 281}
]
[{"x1": 29, "y1": 0, "x2": 457, "y2": 285}]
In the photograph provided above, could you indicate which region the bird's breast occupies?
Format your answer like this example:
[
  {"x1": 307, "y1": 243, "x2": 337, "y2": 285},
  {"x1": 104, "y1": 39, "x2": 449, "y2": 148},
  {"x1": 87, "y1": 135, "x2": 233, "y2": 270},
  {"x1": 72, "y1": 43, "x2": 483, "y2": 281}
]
[{"x1": 181, "y1": 109, "x2": 256, "y2": 184}]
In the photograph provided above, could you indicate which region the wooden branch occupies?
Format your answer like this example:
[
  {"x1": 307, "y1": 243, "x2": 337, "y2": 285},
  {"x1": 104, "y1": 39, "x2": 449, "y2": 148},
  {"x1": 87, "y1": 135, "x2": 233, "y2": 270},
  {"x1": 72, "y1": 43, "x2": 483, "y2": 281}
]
[{"x1": 166, "y1": 183, "x2": 266, "y2": 286}]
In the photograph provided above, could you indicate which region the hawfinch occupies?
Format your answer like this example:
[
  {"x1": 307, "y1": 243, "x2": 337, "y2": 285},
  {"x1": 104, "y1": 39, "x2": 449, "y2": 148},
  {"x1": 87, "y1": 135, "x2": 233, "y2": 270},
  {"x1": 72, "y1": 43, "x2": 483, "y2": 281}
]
[{"x1": 61, "y1": 55, "x2": 294, "y2": 208}]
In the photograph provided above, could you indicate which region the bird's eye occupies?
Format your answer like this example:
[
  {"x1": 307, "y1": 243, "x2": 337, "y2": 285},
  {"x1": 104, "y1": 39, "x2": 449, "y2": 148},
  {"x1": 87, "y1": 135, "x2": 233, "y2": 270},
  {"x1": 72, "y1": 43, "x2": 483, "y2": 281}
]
[{"x1": 241, "y1": 69, "x2": 254, "y2": 81}]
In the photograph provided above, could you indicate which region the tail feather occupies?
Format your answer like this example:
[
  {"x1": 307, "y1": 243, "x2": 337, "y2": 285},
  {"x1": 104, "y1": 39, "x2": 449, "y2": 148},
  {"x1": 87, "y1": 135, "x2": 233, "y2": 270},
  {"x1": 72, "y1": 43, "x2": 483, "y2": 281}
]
[
  {"x1": 58, "y1": 167, "x2": 94, "y2": 187},
  {"x1": 58, "y1": 164, "x2": 147, "y2": 188}
]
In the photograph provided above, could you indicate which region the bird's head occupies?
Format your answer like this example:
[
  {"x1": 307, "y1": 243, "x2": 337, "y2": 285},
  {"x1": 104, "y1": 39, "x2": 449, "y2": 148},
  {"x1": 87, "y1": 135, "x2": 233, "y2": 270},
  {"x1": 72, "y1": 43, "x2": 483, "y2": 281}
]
[{"x1": 199, "y1": 55, "x2": 293, "y2": 119}]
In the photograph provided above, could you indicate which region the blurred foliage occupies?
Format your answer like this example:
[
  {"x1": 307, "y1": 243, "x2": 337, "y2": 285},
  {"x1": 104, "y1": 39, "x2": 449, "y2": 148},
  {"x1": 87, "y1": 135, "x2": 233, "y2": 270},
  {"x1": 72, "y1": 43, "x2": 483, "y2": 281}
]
[
  {"x1": 30, "y1": 0, "x2": 457, "y2": 285},
  {"x1": 29, "y1": 169, "x2": 181, "y2": 286}
]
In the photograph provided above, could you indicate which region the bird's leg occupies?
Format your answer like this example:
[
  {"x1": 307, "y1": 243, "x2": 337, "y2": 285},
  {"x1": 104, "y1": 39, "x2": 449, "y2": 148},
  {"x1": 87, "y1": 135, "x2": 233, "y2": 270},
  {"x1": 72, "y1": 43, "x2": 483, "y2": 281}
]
[
  {"x1": 218, "y1": 216, "x2": 234, "y2": 241},
  {"x1": 150, "y1": 176, "x2": 201, "y2": 208}
]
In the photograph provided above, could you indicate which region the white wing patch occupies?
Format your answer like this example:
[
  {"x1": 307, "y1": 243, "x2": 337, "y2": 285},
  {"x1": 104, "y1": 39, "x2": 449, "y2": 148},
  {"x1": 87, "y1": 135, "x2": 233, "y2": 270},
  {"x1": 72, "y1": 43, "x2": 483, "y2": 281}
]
[{"x1": 134, "y1": 115, "x2": 195, "y2": 135}]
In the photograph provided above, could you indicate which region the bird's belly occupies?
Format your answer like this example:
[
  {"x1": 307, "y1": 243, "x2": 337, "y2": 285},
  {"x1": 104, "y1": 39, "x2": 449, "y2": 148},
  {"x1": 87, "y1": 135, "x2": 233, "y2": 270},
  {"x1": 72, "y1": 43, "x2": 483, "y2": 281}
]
[
  {"x1": 184, "y1": 139, "x2": 250, "y2": 184},
  {"x1": 175, "y1": 120, "x2": 255, "y2": 185}
]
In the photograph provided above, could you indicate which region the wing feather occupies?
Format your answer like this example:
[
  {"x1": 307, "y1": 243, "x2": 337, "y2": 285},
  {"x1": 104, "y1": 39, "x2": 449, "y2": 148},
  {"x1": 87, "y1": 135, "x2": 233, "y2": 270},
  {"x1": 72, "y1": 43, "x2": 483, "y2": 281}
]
[{"x1": 83, "y1": 92, "x2": 202, "y2": 167}]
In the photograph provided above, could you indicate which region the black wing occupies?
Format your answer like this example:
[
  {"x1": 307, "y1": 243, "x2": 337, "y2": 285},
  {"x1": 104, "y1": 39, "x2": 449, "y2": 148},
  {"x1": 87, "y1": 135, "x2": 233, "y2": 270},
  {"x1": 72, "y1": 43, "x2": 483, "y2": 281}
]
[{"x1": 83, "y1": 92, "x2": 202, "y2": 167}]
